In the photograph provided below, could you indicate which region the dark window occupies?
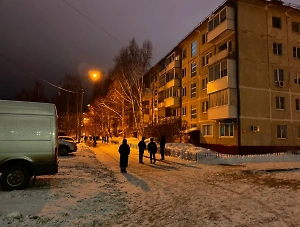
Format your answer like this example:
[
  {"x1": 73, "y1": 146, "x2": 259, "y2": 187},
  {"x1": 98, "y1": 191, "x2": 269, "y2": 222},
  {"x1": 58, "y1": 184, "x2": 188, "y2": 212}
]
[
  {"x1": 293, "y1": 47, "x2": 300, "y2": 59},
  {"x1": 277, "y1": 125, "x2": 287, "y2": 139},
  {"x1": 182, "y1": 68, "x2": 186, "y2": 78},
  {"x1": 202, "y1": 33, "x2": 207, "y2": 44},
  {"x1": 296, "y1": 98, "x2": 300, "y2": 111},
  {"x1": 273, "y1": 43, "x2": 282, "y2": 55},
  {"x1": 202, "y1": 78, "x2": 208, "y2": 90},
  {"x1": 292, "y1": 22, "x2": 300, "y2": 33},
  {"x1": 182, "y1": 49, "x2": 187, "y2": 59},
  {"x1": 276, "y1": 96, "x2": 285, "y2": 110},
  {"x1": 272, "y1": 17, "x2": 281, "y2": 29}
]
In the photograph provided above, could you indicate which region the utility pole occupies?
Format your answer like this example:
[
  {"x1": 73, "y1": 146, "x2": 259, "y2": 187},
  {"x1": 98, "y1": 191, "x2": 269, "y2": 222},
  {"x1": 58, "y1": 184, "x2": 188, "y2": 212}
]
[{"x1": 78, "y1": 88, "x2": 84, "y2": 143}]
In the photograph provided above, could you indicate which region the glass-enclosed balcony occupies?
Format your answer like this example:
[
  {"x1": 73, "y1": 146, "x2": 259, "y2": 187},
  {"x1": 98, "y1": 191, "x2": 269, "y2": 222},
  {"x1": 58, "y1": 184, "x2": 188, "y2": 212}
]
[
  {"x1": 207, "y1": 6, "x2": 235, "y2": 43},
  {"x1": 207, "y1": 59, "x2": 236, "y2": 94},
  {"x1": 207, "y1": 88, "x2": 237, "y2": 120}
]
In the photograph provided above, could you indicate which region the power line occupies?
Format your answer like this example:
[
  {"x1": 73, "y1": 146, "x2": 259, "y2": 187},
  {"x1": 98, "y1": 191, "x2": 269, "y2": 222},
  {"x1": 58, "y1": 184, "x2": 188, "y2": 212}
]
[
  {"x1": 61, "y1": 0, "x2": 125, "y2": 47},
  {"x1": 0, "y1": 52, "x2": 76, "y2": 94}
]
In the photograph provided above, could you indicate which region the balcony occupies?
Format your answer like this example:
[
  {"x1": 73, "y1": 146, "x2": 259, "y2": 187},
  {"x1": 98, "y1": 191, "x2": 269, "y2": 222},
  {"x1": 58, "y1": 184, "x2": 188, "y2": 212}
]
[
  {"x1": 158, "y1": 101, "x2": 165, "y2": 108},
  {"x1": 166, "y1": 60, "x2": 181, "y2": 71},
  {"x1": 207, "y1": 7, "x2": 235, "y2": 43},
  {"x1": 159, "y1": 69, "x2": 165, "y2": 77},
  {"x1": 164, "y1": 97, "x2": 180, "y2": 108},
  {"x1": 165, "y1": 78, "x2": 180, "y2": 90},
  {"x1": 207, "y1": 59, "x2": 236, "y2": 94},
  {"x1": 208, "y1": 105, "x2": 237, "y2": 120},
  {"x1": 208, "y1": 48, "x2": 233, "y2": 66}
]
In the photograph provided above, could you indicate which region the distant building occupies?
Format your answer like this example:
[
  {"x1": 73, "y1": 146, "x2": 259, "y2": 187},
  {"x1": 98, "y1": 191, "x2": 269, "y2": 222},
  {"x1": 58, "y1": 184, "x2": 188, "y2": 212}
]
[{"x1": 142, "y1": 0, "x2": 300, "y2": 154}]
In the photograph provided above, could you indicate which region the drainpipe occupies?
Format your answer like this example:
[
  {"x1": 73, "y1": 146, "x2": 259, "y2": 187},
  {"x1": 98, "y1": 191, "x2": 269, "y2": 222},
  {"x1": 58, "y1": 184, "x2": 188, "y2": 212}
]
[{"x1": 234, "y1": 1, "x2": 241, "y2": 154}]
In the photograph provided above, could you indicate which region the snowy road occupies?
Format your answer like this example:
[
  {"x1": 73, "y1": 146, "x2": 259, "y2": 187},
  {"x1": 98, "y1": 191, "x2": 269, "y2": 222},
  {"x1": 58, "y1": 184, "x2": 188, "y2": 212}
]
[{"x1": 1, "y1": 142, "x2": 300, "y2": 226}]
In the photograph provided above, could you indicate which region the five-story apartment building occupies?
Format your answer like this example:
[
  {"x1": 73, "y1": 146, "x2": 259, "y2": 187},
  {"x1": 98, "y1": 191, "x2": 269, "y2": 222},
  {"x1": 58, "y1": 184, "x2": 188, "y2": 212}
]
[{"x1": 143, "y1": 0, "x2": 300, "y2": 154}]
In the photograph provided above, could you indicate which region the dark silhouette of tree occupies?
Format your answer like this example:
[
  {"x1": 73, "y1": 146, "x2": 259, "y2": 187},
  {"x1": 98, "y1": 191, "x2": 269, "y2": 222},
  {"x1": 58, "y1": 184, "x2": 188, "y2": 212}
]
[{"x1": 15, "y1": 80, "x2": 49, "y2": 103}]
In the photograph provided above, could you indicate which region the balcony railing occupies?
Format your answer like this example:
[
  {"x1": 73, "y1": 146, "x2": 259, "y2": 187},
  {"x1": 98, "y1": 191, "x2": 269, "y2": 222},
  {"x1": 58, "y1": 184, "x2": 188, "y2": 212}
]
[
  {"x1": 164, "y1": 97, "x2": 180, "y2": 108},
  {"x1": 166, "y1": 60, "x2": 181, "y2": 71},
  {"x1": 208, "y1": 105, "x2": 237, "y2": 120}
]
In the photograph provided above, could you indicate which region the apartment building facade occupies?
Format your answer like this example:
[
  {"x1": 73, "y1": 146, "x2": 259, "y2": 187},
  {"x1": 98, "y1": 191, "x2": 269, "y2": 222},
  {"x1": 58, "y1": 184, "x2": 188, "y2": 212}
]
[{"x1": 143, "y1": 0, "x2": 300, "y2": 154}]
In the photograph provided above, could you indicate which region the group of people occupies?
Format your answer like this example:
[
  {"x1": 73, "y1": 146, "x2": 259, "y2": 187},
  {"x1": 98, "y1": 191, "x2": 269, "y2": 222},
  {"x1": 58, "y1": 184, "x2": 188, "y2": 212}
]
[{"x1": 118, "y1": 135, "x2": 166, "y2": 173}]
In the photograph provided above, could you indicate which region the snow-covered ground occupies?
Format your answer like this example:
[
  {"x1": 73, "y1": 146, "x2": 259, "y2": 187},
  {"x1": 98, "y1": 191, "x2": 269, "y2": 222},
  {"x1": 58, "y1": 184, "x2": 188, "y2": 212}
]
[{"x1": 1, "y1": 140, "x2": 300, "y2": 226}]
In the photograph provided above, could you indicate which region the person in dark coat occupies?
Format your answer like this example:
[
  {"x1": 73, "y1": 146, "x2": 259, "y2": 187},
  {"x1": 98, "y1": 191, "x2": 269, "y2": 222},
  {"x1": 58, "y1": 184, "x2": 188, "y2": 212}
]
[
  {"x1": 159, "y1": 135, "x2": 166, "y2": 160},
  {"x1": 138, "y1": 137, "x2": 146, "y2": 164},
  {"x1": 118, "y1": 138, "x2": 130, "y2": 173},
  {"x1": 147, "y1": 138, "x2": 157, "y2": 164}
]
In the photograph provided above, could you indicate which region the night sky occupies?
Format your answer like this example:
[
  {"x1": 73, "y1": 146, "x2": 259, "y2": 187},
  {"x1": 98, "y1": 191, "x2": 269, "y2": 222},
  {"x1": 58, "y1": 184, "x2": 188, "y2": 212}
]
[{"x1": 0, "y1": 0, "x2": 299, "y2": 100}]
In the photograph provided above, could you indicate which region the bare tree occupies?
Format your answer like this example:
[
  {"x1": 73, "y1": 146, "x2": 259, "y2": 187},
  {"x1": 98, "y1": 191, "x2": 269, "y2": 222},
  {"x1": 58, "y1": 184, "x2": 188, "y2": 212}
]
[{"x1": 112, "y1": 38, "x2": 152, "y2": 137}]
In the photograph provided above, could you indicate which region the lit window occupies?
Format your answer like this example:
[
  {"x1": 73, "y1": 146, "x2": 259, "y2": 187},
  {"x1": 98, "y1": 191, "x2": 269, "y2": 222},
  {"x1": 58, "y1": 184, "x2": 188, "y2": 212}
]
[{"x1": 277, "y1": 125, "x2": 287, "y2": 139}]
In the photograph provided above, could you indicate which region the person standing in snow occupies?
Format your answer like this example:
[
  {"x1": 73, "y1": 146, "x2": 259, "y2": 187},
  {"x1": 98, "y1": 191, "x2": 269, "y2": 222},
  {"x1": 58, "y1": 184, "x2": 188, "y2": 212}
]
[
  {"x1": 118, "y1": 138, "x2": 130, "y2": 173},
  {"x1": 138, "y1": 137, "x2": 146, "y2": 164},
  {"x1": 159, "y1": 134, "x2": 166, "y2": 160},
  {"x1": 147, "y1": 138, "x2": 157, "y2": 164}
]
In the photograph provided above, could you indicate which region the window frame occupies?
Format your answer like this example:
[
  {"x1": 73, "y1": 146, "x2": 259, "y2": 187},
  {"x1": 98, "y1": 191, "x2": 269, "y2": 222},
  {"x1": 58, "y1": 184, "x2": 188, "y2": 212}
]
[
  {"x1": 292, "y1": 21, "x2": 300, "y2": 33},
  {"x1": 277, "y1": 125, "x2": 287, "y2": 139},
  {"x1": 182, "y1": 87, "x2": 187, "y2": 97},
  {"x1": 182, "y1": 68, "x2": 186, "y2": 78},
  {"x1": 296, "y1": 98, "x2": 300, "y2": 111},
  {"x1": 272, "y1": 17, "x2": 282, "y2": 29},
  {"x1": 191, "y1": 105, "x2": 197, "y2": 119},
  {"x1": 202, "y1": 78, "x2": 208, "y2": 90},
  {"x1": 191, "y1": 41, "x2": 197, "y2": 57},
  {"x1": 273, "y1": 42, "x2": 282, "y2": 55},
  {"x1": 182, "y1": 49, "x2": 187, "y2": 59},
  {"x1": 191, "y1": 62, "x2": 197, "y2": 77},
  {"x1": 219, "y1": 123, "x2": 234, "y2": 137},
  {"x1": 182, "y1": 106, "x2": 187, "y2": 116},
  {"x1": 202, "y1": 124, "x2": 213, "y2": 137},
  {"x1": 276, "y1": 96, "x2": 285, "y2": 110},
  {"x1": 190, "y1": 83, "x2": 197, "y2": 98},
  {"x1": 202, "y1": 101, "x2": 209, "y2": 113},
  {"x1": 293, "y1": 47, "x2": 300, "y2": 59}
]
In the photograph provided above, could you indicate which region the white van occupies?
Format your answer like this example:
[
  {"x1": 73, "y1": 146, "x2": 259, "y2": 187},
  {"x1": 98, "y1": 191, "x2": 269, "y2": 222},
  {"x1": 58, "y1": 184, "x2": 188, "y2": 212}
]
[{"x1": 0, "y1": 100, "x2": 58, "y2": 190}]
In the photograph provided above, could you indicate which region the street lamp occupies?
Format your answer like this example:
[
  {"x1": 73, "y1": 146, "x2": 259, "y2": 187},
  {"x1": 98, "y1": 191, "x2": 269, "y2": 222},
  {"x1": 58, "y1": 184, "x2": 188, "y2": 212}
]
[{"x1": 77, "y1": 71, "x2": 101, "y2": 142}]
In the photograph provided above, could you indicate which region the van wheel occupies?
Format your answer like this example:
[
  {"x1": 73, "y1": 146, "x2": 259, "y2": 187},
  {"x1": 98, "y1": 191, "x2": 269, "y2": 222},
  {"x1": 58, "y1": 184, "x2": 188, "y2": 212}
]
[
  {"x1": 59, "y1": 147, "x2": 69, "y2": 156},
  {"x1": 1, "y1": 166, "x2": 30, "y2": 191}
]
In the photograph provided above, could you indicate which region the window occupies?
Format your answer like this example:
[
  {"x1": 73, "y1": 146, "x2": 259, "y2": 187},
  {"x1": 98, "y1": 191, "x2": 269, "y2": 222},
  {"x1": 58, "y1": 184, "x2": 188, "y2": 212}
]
[
  {"x1": 182, "y1": 68, "x2": 186, "y2": 78},
  {"x1": 273, "y1": 42, "x2": 282, "y2": 55},
  {"x1": 182, "y1": 106, "x2": 187, "y2": 116},
  {"x1": 182, "y1": 87, "x2": 187, "y2": 97},
  {"x1": 296, "y1": 98, "x2": 300, "y2": 111},
  {"x1": 191, "y1": 105, "x2": 197, "y2": 119},
  {"x1": 277, "y1": 125, "x2": 287, "y2": 139},
  {"x1": 209, "y1": 89, "x2": 228, "y2": 108},
  {"x1": 219, "y1": 40, "x2": 232, "y2": 53},
  {"x1": 298, "y1": 126, "x2": 300, "y2": 139},
  {"x1": 272, "y1": 17, "x2": 281, "y2": 29},
  {"x1": 292, "y1": 22, "x2": 300, "y2": 33},
  {"x1": 294, "y1": 72, "x2": 300, "y2": 84},
  {"x1": 191, "y1": 41, "x2": 197, "y2": 57},
  {"x1": 202, "y1": 52, "x2": 211, "y2": 66},
  {"x1": 202, "y1": 124, "x2": 213, "y2": 136},
  {"x1": 276, "y1": 96, "x2": 285, "y2": 110},
  {"x1": 191, "y1": 62, "x2": 197, "y2": 77},
  {"x1": 293, "y1": 47, "x2": 300, "y2": 59},
  {"x1": 220, "y1": 123, "x2": 234, "y2": 137},
  {"x1": 202, "y1": 78, "x2": 208, "y2": 90},
  {"x1": 274, "y1": 69, "x2": 284, "y2": 86},
  {"x1": 191, "y1": 83, "x2": 197, "y2": 98},
  {"x1": 202, "y1": 101, "x2": 209, "y2": 113},
  {"x1": 202, "y1": 33, "x2": 207, "y2": 44},
  {"x1": 182, "y1": 49, "x2": 187, "y2": 59},
  {"x1": 209, "y1": 60, "x2": 227, "y2": 82},
  {"x1": 191, "y1": 124, "x2": 197, "y2": 128},
  {"x1": 208, "y1": 8, "x2": 226, "y2": 32}
]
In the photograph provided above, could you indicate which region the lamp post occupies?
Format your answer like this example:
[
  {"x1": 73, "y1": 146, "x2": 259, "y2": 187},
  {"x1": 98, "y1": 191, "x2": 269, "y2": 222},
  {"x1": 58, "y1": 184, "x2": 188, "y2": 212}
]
[
  {"x1": 78, "y1": 88, "x2": 84, "y2": 143},
  {"x1": 77, "y1": 72, "x2": 100, "y2": 142}
]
